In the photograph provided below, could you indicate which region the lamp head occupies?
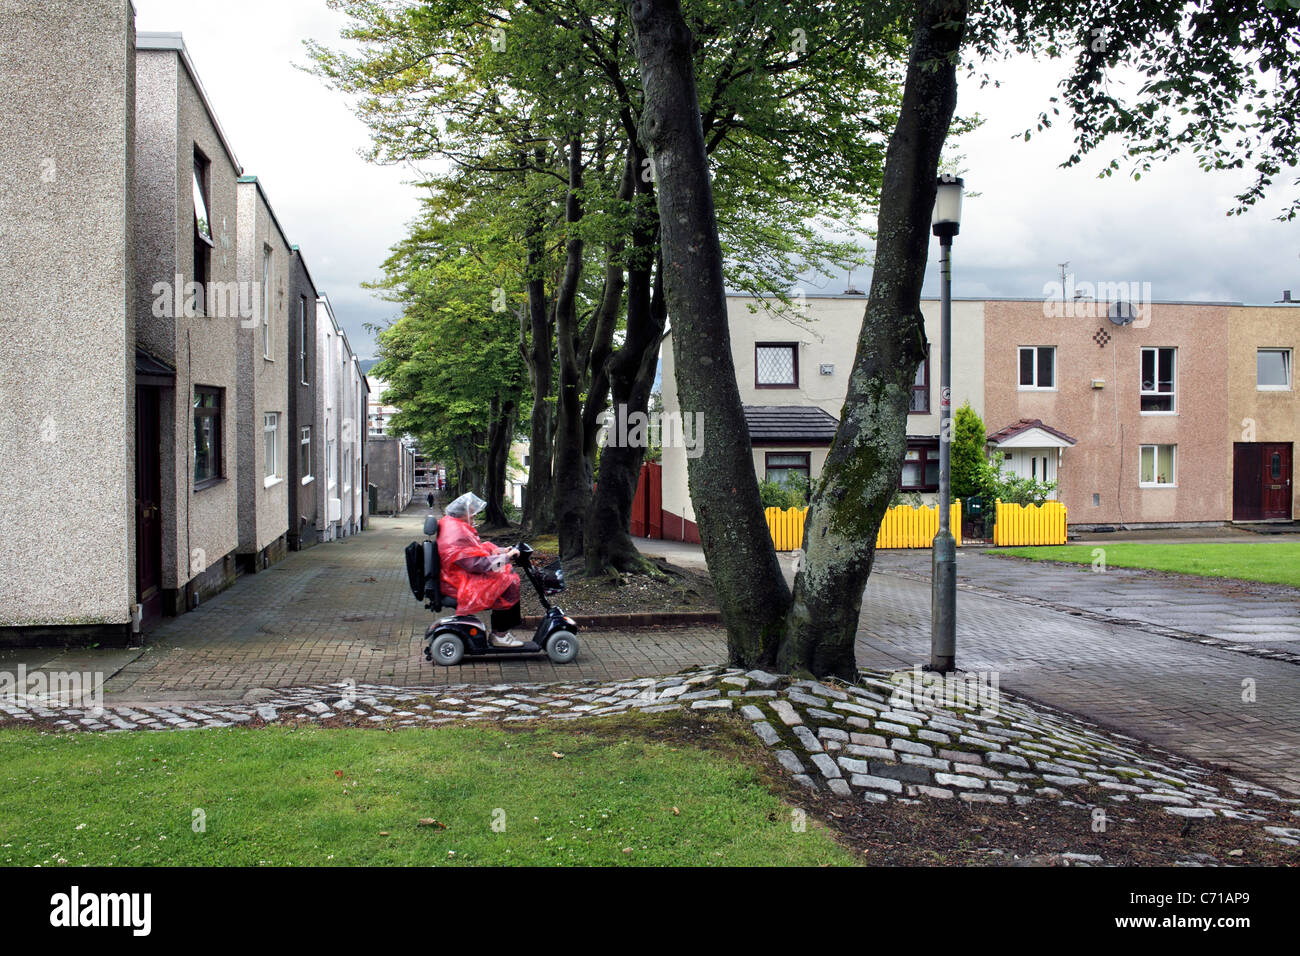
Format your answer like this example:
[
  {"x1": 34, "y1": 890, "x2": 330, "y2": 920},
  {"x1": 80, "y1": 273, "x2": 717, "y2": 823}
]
[{"x1": 932, "y1": 174, "x2": 964, "y2": 241}]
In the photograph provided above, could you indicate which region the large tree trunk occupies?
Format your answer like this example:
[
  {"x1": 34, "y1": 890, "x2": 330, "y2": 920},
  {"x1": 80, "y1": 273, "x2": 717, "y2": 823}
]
[
  {"x1": 521, "y1": 218, "x2": 555, "y2": 535},
  {"x1": 552, "y1": 137, "x2": 590, "y2": 561},
  {"x1": 583, "y1": 251, "x2": 666, "y2": 576},
  {"x1": 776, "y1": 0, "x2": 968, "y2": 680},
  {"x1": 583, "y1": 145, "x2": 663, "y2": 576},
  {"x1": 630, "y1": 0, "x2": 790, "y2": 666},
  {"x1": 483, "y1": 395, "x2": 516, "y2": 527}
]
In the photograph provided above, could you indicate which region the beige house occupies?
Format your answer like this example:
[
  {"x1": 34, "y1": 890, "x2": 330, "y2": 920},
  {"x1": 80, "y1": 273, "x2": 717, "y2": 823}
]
[{"x1": 660, "y1": 293, "x2": 985, "y2": 541}]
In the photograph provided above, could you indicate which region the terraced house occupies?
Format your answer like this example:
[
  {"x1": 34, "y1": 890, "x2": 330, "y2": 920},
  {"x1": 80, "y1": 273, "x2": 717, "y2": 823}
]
[
  {"x1": 657, "y1": 292, "x2": 1298, "y2": 542},
  {"x1": 0, "y1": 1, "x2": 368, "y2": 645}
]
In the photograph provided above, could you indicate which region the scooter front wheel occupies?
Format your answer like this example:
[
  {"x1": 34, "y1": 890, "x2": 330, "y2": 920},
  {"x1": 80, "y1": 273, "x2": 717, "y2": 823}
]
[
  {"x1": 429, "y1": 632, "x2": 465, "y2": 666},
  {"x1": 546, "y1": 630, "x2": 579, "y2": 664}
]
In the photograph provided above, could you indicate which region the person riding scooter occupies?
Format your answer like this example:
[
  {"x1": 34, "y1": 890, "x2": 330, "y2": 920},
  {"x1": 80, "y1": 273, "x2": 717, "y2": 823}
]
[{"x1": 438, "y1": 492, "x2": 524, "y2": 647}]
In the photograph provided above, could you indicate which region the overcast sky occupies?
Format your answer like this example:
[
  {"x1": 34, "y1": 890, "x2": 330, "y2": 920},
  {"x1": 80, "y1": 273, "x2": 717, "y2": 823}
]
[{"x1": 134, "y1": 1, "x2": 1300, "y2": 358}]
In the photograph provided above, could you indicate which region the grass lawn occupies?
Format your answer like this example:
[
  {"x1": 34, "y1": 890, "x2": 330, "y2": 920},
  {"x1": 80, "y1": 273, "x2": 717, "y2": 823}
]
[
  {"x1": 992, "y1": 541, "x2": 1300, "y2": 589},
  {"x1": 0, "y1": 715, "x2": 852, "y2": 867}
]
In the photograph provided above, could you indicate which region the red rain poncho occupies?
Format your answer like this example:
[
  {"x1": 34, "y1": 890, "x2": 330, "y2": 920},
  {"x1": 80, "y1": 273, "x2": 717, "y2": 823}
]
[{"x1": 437, "y1": 515, "x2": 519, "y2": 614}]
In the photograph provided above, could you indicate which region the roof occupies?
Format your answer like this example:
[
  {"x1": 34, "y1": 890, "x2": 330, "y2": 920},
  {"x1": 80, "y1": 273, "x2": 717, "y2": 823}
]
[
  {"x1": 744, "y1": 405, "x2": 839, "y2": 444},
  {"x1": 136, "y1": 32, "x2": 242, "y2": 175},
  {"x1": 135, "y1": 347, "x2": 175, "y2": 380},
  {"x1": 988, "y1": 418, "x2": 1077, "y2": 447},
  {"x1": 236, "y1": 176, "x2": 293, "y2": 250}
]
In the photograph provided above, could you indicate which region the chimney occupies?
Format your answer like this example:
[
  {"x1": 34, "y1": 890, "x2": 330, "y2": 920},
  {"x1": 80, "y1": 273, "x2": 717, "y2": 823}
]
[{"x1": 1281, "y1": 290, "x2": 1293, "y2": 303}]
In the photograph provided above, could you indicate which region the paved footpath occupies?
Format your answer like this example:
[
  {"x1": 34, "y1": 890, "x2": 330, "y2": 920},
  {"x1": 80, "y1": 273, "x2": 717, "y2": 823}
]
[{"x1": 94, "y1": 509, "x2": 718, "y2": 702}]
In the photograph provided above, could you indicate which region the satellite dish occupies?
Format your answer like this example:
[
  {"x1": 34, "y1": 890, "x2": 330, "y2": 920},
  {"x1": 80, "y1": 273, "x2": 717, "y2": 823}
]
[{"x1": 1108, "y1": 301, "x2": 1137, "y2": 326}]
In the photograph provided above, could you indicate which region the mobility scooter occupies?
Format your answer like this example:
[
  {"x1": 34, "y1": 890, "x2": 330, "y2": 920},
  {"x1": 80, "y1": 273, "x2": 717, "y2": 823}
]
[{"x1": 406, "y1": 514, "x2": 580, "y2": 666}]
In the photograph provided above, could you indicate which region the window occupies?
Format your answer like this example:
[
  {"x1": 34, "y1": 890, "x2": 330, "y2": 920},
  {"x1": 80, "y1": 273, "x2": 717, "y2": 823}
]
[
  {"x1": 327, "y1": 438, "x2": 336, "y2": 488},
  {"x1": 264, "y1": 413, "x2": 280, "y2": 481},
  {"x1": 900, "y1": 441, "x2": 940, "y2": 492},
  {"x1": 193, "y1": 386, "x2": 223, "y2": 486},
  {"x1": 299, "y1": 297, "x2": 309, "y2": 384},
  {"x1": 755, "y1": 342, "x2": 798, "y2": 387},
  {"x1": 1018, "y1": 346, "x2": 1055, "y2": 389},
  {"x1": 764, "y1": 452, "x2": 810, "y2": 486},
  {"x1": 300, "y1": 426, "x2": 312, "y2": 481},
  {"x1": 1258, "y1": 349, "x2": 1292, "y2": 390},
  {"x1": 192, "y1": 151, "x2": 212, "y2": 317},
  {"x1": 910, "y1": 352, "x2": 929, "y2": 413},
  {"x1": 343, "y1": 441, "x2": 352, "y2": 491},
  {"x1": 261, "y1": 246, "x2": 273, "y2": 359},
  {"x1": 1139, "y1": 444, "x2": 1175, "y2": 486},
  {"x1": 1140, "y1": 347, "x2": 1176, "y2": 412}
]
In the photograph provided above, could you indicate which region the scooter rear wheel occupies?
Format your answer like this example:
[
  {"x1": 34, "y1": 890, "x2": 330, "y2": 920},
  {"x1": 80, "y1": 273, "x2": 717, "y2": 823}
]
[
  {"x1": 429, "y1": 632, "x2": 465, "y2": 666},
  {"x1": 546, "y1": 630, "x2": 579, "y2": 664}
]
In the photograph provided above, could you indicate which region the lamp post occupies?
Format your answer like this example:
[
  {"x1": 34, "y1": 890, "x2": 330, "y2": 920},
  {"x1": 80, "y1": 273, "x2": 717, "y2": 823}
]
[{"x1": 930, "y1": 173, "x2": 963, "y2": 673}]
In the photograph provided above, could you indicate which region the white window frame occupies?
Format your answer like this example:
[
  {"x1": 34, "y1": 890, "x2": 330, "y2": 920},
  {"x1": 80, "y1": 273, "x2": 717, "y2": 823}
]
[
  {"x1": 263, "y1": 412, "x2": 280, "y2": 485},
  {"x1": 1257, "y1": 348, "x2": 1293, "y2": 391},
  {"x1": 327, "y1": 437, "x2": 337, "y2": 489},
  {"x1": 1018, "y1": 346, "x2": 1056, "y2": 390},
  {"x1": 261, "y1": 245, "x2": 273, "y2": 360},
  {"x1": 1138, "y1": 443, "x2": 1176, "y2": 487},
  {"x1": 300, "y1": 426, "x2": 313, "y2": 484},
  {"x1": 1139, "y1": 346, "x2": 1177, "y2": 414}
]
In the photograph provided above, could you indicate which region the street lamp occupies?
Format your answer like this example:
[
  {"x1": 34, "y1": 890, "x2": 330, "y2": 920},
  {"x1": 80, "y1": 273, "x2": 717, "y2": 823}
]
[{"x1": 930, "y1": 173, "x2": 963, "y2": 673}]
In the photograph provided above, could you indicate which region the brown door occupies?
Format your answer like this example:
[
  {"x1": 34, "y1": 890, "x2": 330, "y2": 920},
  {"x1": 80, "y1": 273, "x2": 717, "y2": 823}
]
[
  {"x1": 135, "y1": 386, "x2": 163, "y2": 624},
  {"x1": 1233, "y1": 443, "x2": 1262, "y2": 520},
  {"x1": 1261, "y1": 443, "x2": 1293, "y2": 520}
]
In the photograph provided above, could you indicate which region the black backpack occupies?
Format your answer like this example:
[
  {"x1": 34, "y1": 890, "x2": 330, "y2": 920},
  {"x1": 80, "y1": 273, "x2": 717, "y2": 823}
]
[{"x1": 405, "y1": 515, "x2": 450, "y2": 608}]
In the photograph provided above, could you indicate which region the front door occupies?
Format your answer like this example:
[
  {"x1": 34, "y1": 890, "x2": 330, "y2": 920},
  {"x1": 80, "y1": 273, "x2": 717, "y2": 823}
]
[
  {"x1": 1233, "y1": 442, "x2": 1293, "y2": 521},
  {"x1": 1261, "y1": 443, "x2": 1293, "y2": 520},
  {"x1": 135, "y1": 385, "x2": 163, "y2": 625}
]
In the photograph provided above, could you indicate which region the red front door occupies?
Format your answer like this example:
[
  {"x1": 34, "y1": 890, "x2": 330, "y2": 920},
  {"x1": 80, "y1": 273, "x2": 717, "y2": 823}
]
[
  {"x1": 1261, "y1": 443, "x2": 1292, "y2": 520},
  {"x1": 135, "y1": 386, "x2": 163, "y2": 624}
]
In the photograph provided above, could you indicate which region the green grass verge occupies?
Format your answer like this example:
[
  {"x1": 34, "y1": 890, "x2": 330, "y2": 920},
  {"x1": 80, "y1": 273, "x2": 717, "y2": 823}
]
[
  {"x1": 991, "y1": 541, "x2": 1300, "y2": 589},
  {"x1": 0, "y1": 717, "x2": 852, "y2": 867}
]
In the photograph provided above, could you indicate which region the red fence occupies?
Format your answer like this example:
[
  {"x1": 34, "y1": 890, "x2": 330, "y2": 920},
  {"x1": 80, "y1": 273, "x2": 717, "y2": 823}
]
[{"x1": 630, "y1": 461, "x2": 662, "y2": 539}]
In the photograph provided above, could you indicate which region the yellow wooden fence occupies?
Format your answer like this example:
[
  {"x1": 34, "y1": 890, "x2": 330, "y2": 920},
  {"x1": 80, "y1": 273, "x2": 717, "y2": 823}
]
[
  {"x1": 764, "y1": 502, "x2": 963, "y2": 552},
  {"x1": 992, "y1": 500, "x2": 1068, "y2": 546}
]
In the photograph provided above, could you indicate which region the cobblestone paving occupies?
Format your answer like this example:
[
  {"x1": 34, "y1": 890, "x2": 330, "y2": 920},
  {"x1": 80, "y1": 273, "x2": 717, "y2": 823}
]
[{"x1": 4, "y1": 665, "x2": 1298, "y2": 864}]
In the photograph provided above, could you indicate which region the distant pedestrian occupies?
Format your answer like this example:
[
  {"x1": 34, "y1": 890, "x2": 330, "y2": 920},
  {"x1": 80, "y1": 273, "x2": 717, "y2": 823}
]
[{"x1": 427, "y1": 491, "x2": 435, "y2": 509}]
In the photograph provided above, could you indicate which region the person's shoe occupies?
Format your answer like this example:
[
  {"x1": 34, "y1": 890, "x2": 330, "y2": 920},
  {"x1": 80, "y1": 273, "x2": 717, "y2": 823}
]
[{"x1": 490, "y1": 631, "x2": 524, "y2": 648}]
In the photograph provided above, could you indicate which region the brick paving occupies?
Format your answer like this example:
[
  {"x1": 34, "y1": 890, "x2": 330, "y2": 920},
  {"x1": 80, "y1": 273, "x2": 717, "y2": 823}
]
[{"x1": 103, "y1": 507, "x2": 718, "y2": 702}]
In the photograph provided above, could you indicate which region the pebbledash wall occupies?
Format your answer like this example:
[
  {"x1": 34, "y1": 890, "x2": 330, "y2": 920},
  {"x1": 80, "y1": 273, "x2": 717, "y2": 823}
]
[
  {"x1": 659, "y1": 294, "x2": 1298, "y2": 539},
  {"x1": 0, "y1": 6, "x2": 370, "y2": 645},
  {"x1": 235, "y1": 176, "x2": 292, "y2": 571},
  {"x1": 135, "y1": 33, "x2": 246, "y2": 614},
  {"x1": 0, "y1": 0, "x2": 137, "y2": 640}
]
